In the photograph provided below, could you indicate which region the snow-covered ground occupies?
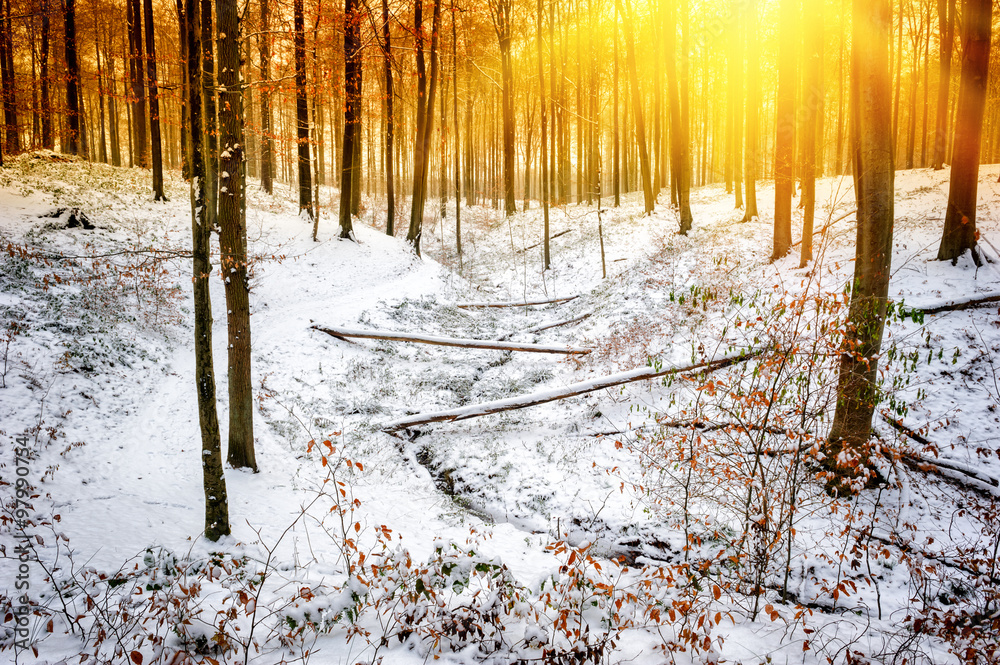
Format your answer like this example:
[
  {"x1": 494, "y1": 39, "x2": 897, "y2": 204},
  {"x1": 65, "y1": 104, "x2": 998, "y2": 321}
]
[{"x1": 1, "y1": 152, "x2": 998, "y2": 664}]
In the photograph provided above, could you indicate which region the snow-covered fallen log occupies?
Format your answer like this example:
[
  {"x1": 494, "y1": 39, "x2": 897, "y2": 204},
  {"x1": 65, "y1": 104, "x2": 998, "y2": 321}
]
[
  {"x1": 455, "y1": 295, "x2": 578, "y2": 308},
  {"x1": 903, "y1": 291, "x2": 1000, "y2": 315},
  {"x1": 311, "y1": 325, "x2": 592, "y2": 355},
  {"x1": 382, "y1": 350, "x2": 759, "y2": 433}
]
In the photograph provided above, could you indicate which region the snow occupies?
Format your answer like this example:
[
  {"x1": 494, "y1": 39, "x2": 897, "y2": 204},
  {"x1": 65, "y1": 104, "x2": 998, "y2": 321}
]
[{"x1": 1, "y1": 153, "x2": 999, "y2": 664}]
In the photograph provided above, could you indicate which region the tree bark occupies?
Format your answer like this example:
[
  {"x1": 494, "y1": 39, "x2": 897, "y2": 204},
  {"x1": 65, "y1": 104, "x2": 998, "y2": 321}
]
[
  {"x1": 64, "y1": 0, "x2": 81, "y2": 156},
  {"x1": 339, "y1": 0, "x2": 362, "y2": 238},
  {"x1": 937, "y1": 0, "x2": 991, "y2": 264},
  {"x1": 932, "y1": 0, "x2": 954, "y2": 169},
  {"x1": 201, "y1": 0, "x2": 218, "y2": 226},
  {"x1": 143, "y1": 0, "x2": 166, "y2": 200},
  {"x1": 128, "y1": 0, "x2": 149, "y2": 168},
  {"x1": 826, "y1": 0, "x2": 894, "y2": 488},
  {"x1": 773, "y1": 0, "x2": 797, "y2": 260},
  {"x1": 616, "y1": 0, "x2": 654, "y2": 214},
  {"x1": 294, "y1": 0, "x2": 314, "y2": 220},
  {"x1": 257, "y1": 0, "x2": 273, "y2": 193},
  {"x1": 538, "y1": 0, "x2": 550, "y2": 269},
  {"x1": 0, "y1": 0, "x2": 19, "y2": 155},
  {"x1": 186, "y1": 0, "x2": 230, "y2": 540},
  {"x1": 800, "y1": 0, "x2": 822, "y2": 267},
  {"x1": 383, "y1": 0, "x2": 395, "y2": 235},
  {"x1": 491, "y1": 0, "x2": 516, "y2": 216},
  {"x1": 407, "y1": 0, "x2": 443, "y2": 254},
  {"x1": 217, "y1": 0, "x2": 256, "y2": 472},
  {"x1": 743, "y1": 0, "x2": 759, "y2": 220}
]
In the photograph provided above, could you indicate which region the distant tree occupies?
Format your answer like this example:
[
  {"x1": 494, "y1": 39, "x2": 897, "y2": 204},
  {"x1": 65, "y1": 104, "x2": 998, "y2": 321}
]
[
  {"x1": 294, "y1": 0, "x2": 313, "y2": 220},
  {"x1": 937, "y1": 0, "x2": 991, "y2": 264},
  {"x1": 258, "y1": 0, "x2": 274, "y2": 194},
  {"x1": 932, "y1": 0, "x2": 954, "y2": 170},
  {"x1": 64, "y1": 0, "x2": 81, "y2": 156},
  {"x1": 537, "y1": 0, "x2": 550, "y2": 269},
  {"x1": 826, "y1": 0, "x2": 894, "y2": 489},
  {"x1": 382, "y1": 0, "x2": 395, "y2": 235},
  {"x1": 218, "y1": 0, "x2": 256, "y2": 472},
  {"x1": 773, "y1": 0, "x2": 797, "y2": 260},
  {"x1": 490, "y1": 0, "x2": 516, "y2": 217},
  {"x1": 664, "y1": 0, "x2": 692, "y2": 233},
  {"x1": 407, "y1": 0, "x2": 443, "y2": 255},
  {"x1": 743, "y1": 0, "x2": 760, "y2": 221},
  {"x1": 185, "y1": 0, "x2": 230, "y2": 541},
  {"x1": 616, "y1": 0, "x2": 654, "y2": 214},
  {"x1": 339, "y1": 0, "x2": 362, "y2": 239},
  {"x1": 800, "y1": 0, "x2": 822, "y2": 268},
  {"x1": 143, "y1": 0, "x2": 166, "y2": 200}
]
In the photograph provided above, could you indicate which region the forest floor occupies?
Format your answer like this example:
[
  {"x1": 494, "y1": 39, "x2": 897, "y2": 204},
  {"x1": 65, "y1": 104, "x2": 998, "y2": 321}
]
[{"x1": 1, "y1": 152, "x2": 999, "y2": 664}]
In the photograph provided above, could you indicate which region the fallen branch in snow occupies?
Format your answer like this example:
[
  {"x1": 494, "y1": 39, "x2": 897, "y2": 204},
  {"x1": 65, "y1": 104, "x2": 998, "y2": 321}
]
[
  {"x1": 518, "y1": 229, "x2": 572, "y2": 253},
  {"x1": 311, "y1": 325, "x2": 593, "y2": 355},
  {"x1": 498, "y1": 313, "x2": 592, "y2": 340},
  {"x1": 790, "y1": 209, "x2": 857, "y2": 248},
  {"x1": 882, "y1": 415, "x2": 1000, "y2": 496},
  {"x1": 382, "y1": 350, "x2": 761, "y2": 433},
  {"x1": 455, "y1": 295, "x2": 579, "y2": 309},
  {"x1": 902, "y1": 292, "x2": 1000, "y2": 315}
]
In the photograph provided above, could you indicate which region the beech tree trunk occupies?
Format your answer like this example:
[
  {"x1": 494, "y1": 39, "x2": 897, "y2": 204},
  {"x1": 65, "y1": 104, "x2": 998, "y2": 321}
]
[
  {"x1": 64, "y1": 0, "x2": 81, "y2": 156},
  {"x1": 0, "y1": 0, "x2": 19, "y2": 155},
  {"x1": 128, "y1": 0, "x2": 149, "y2": 168},
  {"x1": 933, "y1": 0, "x2": 954, "y2": 169},
  {"x1": 217, "y1": 0, "x2": 256, "y2": 472},
  {"x1": 407, "y1": 0, "x2": 443, "y2": 255},
  {"x1": 826, "y1": 0, "x2": 894, "y2": 487},
  {"x1": 616, "y1": 0, "x2": 654, "y2": 214},
  {"x1": 800, "y1": 0, "x2": 822, "y2": 267},
  {"x1": 743, "y1": 0, "x2": 759, "y2": 220},
  {"x1": 143, "y1": 0, "x2": 165, "y2": 200},
  {"x1": 538, "y1": 0, "x2": 550, "y2": 269},
  {"x1": 937, "y1": 0, "x2": 991, "y2": 263},
  {"x1": 773, "y1": 0, "x2": 797, "y2": 260},
  {"x1": 294, "y1": 0, "x2": 313, "y2": 220},
  {"x1": 383, "y1": 0, "x2": 395, "y2": 235},
  {"x1": 258, "y1": 0, "x2": 273, "y2": 193},
  {"x1": 339, "y1": 0, "x2": 362, "y2": 237},
  {"x1": 185, "y1": 0, "x2": 230, "y2": 541}
]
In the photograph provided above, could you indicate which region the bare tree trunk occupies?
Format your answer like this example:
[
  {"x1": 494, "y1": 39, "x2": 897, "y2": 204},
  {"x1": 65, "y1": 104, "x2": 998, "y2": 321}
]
[
  {"x1": 800, "y1": 0, "x2": 822, "y2": 268},
  {"x1": 613, "y1": 7, "x2": 620, "y2": 207},
  {"x1": 339, "y1": 0, "x2": 361, "y2": 238},
  {"x1": 937, "y1": 0, "x2": 991, "y2": 263},
  {"x1": 491, "y1": 0, "x2": 516, "y2": 216},
  {"x1": 144, "y1": 0, "x2": 166, "y2": 200},
  {"x1": 258, "y1": 0, "x2": 273, "y2": 193},
  {"x1": 0, "y1": 0, "x2": 19, "y2": 154},
  {"x1": 933, "y1": 0, "x2": 954, "y2": 169},
  {"x1": 826, "y1": 0, "x2": 894, "y2": 487},
  {"x1": 201, "y1": 0, "x2": 218, "y2": 224},
  {"x1": 40, "y1": 0, "x2": 52, "y2": 150},
  {"x1": 452, "y1": 0, "x2": 460, "y2": 257},
  {"x1": 383, "y1": 0, "x2": 395, "y2": 235},
  {"x1": 407, "y1": 0, "x2": 443, "y2": 254},
  {"x1": 186, "y1": 0, "x2": 230, "y2": 540},
  {"x1": 743, "y1": 0, "x2": 759, "y2": 220},
  {"x1": 773, "y1": 0, "x2": 797, "y2": 259},
  {"x1": 128, "y1": 0, "x2": 149, "y2": 168},
  {"x1": 538, "y1": 0, "x2": 550, "y2": 269},
  {"x1": 294, "y1": 0, "x2": 313, "y2": 220},
  {"x1": 616, "y1": 0, "x2": 654, "y2": 214},
  {"x1": 216, "y1": 0, "x2": 256, "y2": 472},
  {"x1": 731, "y1": 0, "x2": 743, "y2": 208},
  {"x1": 64, "y1": 0, "x2": 81, "y2": 156}
]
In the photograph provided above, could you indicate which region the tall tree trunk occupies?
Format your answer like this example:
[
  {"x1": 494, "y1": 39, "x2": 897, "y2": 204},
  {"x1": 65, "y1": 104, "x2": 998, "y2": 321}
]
[
  {"x1": 492, "y1": 0, "x2": 516, "y2": 216},
  {"x1": 175, "y1": 0, "x2": 188, "y2": 177},
  {"x1": 40, "y1": 0, "x2": 52, "y2": 150},
  {"x1": 407, "y1": 0, "x2": 443, "y2": 254},
  {"x1": 383, "y1": 0, "x2": 395, "y2": 235},
  {"x1": 826, "y1": 0, "x2": 894, "y2": 486},
  {"x1": 800, "y1": 0, "x2": 822, "y2": 268},
  {"x1": 186, "y1": 0, "x2": 230, "y2": 540},
  {"x1": 731, "y1": 0, "x2": 743, "y2": 208},
  {"x1": 452, "y1": 0, "x2": 460, "y2": 257},
  {"x1": 677, "y1": 0, "x2": 692, "y2": 232},
  {"x1": 293, "y1": 0, "x2": 313, "y2": 220},
  {"x1": 129, "y1": 0, "x2": 149, "y2": 168},
  {"x1": 773, "y1": 0, "x2": 797, "y2": 260},
  {"x1": 201, "y1": 0, "x2": 218, "y2": 225},
  {"x1": 217, "y1": 0, "x2": 256, "y2": 472},
  {"x1": 0, "y1": 0, "x2": 19, "y2": 154},
  {"x1": 743, "y1": 0, "x2": 759, "y2": 220},
  {"x1": 106, "y1": 46, "x2": 121, "y2": 166},
  {"x1": 937, "y1": 0, "x2": 991, "y2": 263},
  {"x1": 64, "y1": 0, "x2": 81, "y2": 155},
  {"x1": 339, "y1": 0, "x2": 361, "y2": 237},
  {"x1": 144, "y1": 0, "x2": 166, "y2": 200},
  {"x1": 613, "y1": 7, "x2": 620, "y2": 208},
  {"x1": 933, "y1": 0, "x2": 954, "y2": 169},
  {"x1": 96, "y1": 46, "x2": 108, "y2": 163},
  {"x1": 538, "y1": 0, "x2": 550, "y2": 269},
  {"x1": 258, "y1": 0, "x2": 273, "y2": 193},
  {"x1": 616, "y1": 0, "x2": 654, "y2": 214}
]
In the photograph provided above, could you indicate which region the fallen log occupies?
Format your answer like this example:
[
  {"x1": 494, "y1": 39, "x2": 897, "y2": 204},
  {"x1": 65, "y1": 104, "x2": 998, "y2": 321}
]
[
  {"x1": 456, "y1": 295, "x2": 579, "y2": 309},
  {"x1": 498, "y1": 313, "x2": 592, "y2": 341},
  {"x1": 312, "y1": 325, "x2": 593, "y2": 355},
  {"x1": 902, "y1": 291, "x2": 1000, "y2": 315},
  {"x1": 518, "y1": 229, "x2": 572, "y2": 253},
  {"x1": 382, "y1": 350, "x2": 761, "y2": 433}
]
